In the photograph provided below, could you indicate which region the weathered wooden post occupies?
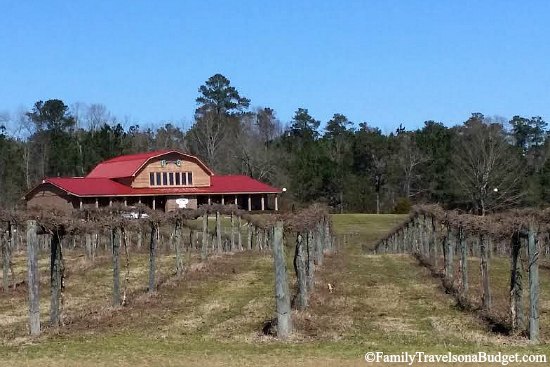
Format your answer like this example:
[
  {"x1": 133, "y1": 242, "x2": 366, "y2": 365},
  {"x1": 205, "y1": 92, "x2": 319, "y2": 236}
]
[
  {"x1": 216, "y1": 211, "x2": 222, "y2": 252},
  {"x1": 230, "y1": 212, "x2": 235, "y2": 251},
  {"x1": 272, "y1": 221, "x2": 292, "y2": 338},
  {"x1": 50, "y1": 229, "x2": 64, "y2": 327},
  {"x1": 444, "y1": 227, "x2": 454, "y2": 286},
  {"x1": 459, "y1": 227, "x2": 468, "y2": 298},
  {"x1": 237, "y1": 215, "x2": 242, "y2": 251},
  {"x1": 294, "y1": 232, "x2": 308, "y2": 310},
  {"x1": 527, "y1": 222, "x2": 539, "y2": 343},
  {"x1": 315, "y1": 221, "x2": 324, "y2": 266},
  {"x1": 510, "y1": 231, "x2": 524, "y2": 331},
  {"x1": 174, "y1": 221, "x2": 184, "y2": 276},
  {"x1": 27, "y1": 220, "x2": 40, "y2": 336},
  {"x1": 479, "y1": 234, "x2": 492, "y2": 312},
  {"x1": 112, "y1": 227, "x2": 122, "y2": 306},
  {"x1": 306, "y1": 231, "x2": 315, "y2": 290},
  {"x1": 247, "y1": 222, "x2": 253, "y2": 250},
  {"x1": 323, "y1": 216, "x2": 331, "y2": 251},
  {"x1": 149, "y1": 222, "x2": 158, "y2": 293},
  {"x1": 85, "y1": 233, "x2": 93, "y2": 261},
  {"x1": 201, "y1": 212, "x2": 208, "y2": 261},
  {"x1": 2, "y1": 229, "x2": 10, "y2": 292}
]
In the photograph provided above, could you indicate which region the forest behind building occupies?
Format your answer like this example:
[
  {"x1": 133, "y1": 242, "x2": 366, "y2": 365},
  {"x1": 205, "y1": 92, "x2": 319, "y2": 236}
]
[{"x1": 0, "y1": 74, "x2": 547, "y2": 214}]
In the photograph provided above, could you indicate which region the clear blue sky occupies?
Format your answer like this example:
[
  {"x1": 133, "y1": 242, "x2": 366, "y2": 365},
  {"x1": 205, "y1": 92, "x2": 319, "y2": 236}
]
[{"x1": 2, "y1": 1, "x2": 549, "y2": 132}]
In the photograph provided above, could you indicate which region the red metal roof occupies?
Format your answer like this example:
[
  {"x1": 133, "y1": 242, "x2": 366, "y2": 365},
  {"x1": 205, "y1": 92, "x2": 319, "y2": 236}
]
[
  {"x1": 34, "y1": 175, "x2": 281, "y2": 197},
  {"x1": 86, "y1": 150, "x2": 214, "y2": 178}
]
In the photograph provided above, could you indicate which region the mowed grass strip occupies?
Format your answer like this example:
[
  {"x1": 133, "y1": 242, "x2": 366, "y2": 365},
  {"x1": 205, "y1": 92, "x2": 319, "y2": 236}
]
[{"x1": 0, "y1": 214, "x2": 549, "y2": 366}]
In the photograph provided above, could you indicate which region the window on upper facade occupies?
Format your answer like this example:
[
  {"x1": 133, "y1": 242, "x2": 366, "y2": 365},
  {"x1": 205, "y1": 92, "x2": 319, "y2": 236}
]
[
  {"x1": 156, "y1": 172, "x2": 161, "y2": 186},
  {"x1": 149, "y1": 172, "x2": 154, "y2": 186},
  {"x1": 182, "y1": 172, "x2": 187, "y2": 185},
  {"x1": 187, "y1": 172, "x2": 193, "y2": 185},
  {"x1": 175, "y1": 171, "x2": 181, "y2": 185},
  {"x1": 169, "y1": 172, "x2": 174, "y2": 185},
  {"x1": 163, "y1": 172, "x2": 168, "y2": 185}
]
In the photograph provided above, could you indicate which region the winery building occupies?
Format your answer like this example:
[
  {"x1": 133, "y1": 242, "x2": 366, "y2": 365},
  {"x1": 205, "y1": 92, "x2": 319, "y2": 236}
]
[{"x1": 25, "y1": 150, "x2": 281, "y2": 212}]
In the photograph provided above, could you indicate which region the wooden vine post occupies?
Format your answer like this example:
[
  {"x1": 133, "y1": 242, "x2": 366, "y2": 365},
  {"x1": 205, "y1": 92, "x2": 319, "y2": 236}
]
[
  {"x1": 201, "y1": 212, "x2": 208, "y2": 261},
  {"x1": 479, "y1": 233, "x2": 492, "y2": 312},
  {"x1": 527, "y1": 222, "x2": 539, "y2": 343},
  {"x1": 294, "y1": 232, "x2": 308, "y2": 310},
  {"x1": 112, "y1": 226, "x2": 122, "y2": 306},
  {"x1": 174, "y1": 220, "x2": 184, "y2": 276},
  {"x1": 2, "y1": 226, "x2": 10, "y2": 292},
  {"x1": 149, "y1": 221, "x2": 158, "y2": 293},
  {"x1": 272, "y1": 221, "x2": 292, "y2": 338},
  {"x1": 459, "y1": 227, "x2": 468, "y2": 299},
  {"x1": 50, "y1": 228, "x2": 64, "y2": 327},
  {"x1": 216, "y1": 211, "x2": 222, "y2": 252},
  {"x1": 27, "y1": 220, "x2": 40, "y2": 336},
  {"x1": 510, "y1": 231, "x2": 524, "y2": 331}
]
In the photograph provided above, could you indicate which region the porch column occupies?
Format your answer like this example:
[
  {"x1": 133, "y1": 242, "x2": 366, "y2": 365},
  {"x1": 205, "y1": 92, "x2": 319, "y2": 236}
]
[
  {"x1": 261, "y1": 195, "x2": 265, "y2": 211},
  {"x1": 152, "y1": 198, "x2": 156, "y2": 210},
  {"x1": 138, "y1": 197, "x2": 141, "y2": 204},
  {"x1": 109, "y1": 198, "x2": 112, "y2": 207},
  {"x1": 275, "y1": 194, "x2": 278, "y2": 211},
  {"x1": 235, "y1": 195, "x2": 238, "y2": 208},
  {"x1": 79, "y1": 198, "x2": 83, "y2": 209},
  {"x1": 208, "y1": 195, "x2": 211, "y2": 205},
  {"x1": 247, "y1": 195, "x2": 251, "y2": 211},
  {"x1": 124, "y1": 197, "x2": 127, "y2": 206},
  {"x1": 95, "y1": 198, "x2": 98, "y2": 208},
  {"x1": 221, "y1": 195, "x2": 225, "y2": 205}
]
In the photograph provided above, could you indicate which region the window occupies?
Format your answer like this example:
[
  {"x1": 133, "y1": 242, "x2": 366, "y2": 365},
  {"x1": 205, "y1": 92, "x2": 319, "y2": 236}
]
[
  {"x1": 175, "y1": 172, "x2": 180, "y2": 185},
  {"x1": 187, "y1": 172, "x2": 193, "y2": 185},
  {"x1": 156, "y1": 172, "x2": 161, "y2": 186},
  {"x1": 169, "y1": 172, "x2": 174, "y2": 185},
  {"x1": 182, "y1": 172, "x2": 187, "y2": 185},
  {"x1": 149, "y1": 172, "x2": 154, "y2": 186},
  {"x1": 163, "y1": 172, "x2": 168, "y2": 185}
]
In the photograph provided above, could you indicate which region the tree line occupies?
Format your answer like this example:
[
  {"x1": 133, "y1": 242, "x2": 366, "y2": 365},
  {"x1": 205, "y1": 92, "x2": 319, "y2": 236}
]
[{"x1": 0, "y1": 73, "x2": 547, "y2": 213}]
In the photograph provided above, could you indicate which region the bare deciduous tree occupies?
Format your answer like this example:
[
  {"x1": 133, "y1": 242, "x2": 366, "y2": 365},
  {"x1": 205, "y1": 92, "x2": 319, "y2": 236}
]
[{"x1": 453, "y1": 117, "x2": 524, "y2": 215}]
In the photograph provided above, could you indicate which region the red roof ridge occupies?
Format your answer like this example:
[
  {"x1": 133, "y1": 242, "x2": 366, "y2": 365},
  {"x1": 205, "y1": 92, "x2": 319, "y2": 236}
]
[{"x1": 86, "y1": 150, "x2": 214, "y2": 179}]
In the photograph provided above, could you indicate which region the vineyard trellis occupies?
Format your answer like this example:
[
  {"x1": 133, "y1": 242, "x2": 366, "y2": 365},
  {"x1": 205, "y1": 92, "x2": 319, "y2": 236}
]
[
  {"x1": 0, "y1": 203, "x2": 336, "y2": 340},
  {"x1": 374, "y1": 205, "x2": 548, "y2": 343}
]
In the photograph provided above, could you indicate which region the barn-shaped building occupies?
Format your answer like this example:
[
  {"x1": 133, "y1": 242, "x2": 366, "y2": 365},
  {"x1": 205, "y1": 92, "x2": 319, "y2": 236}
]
[{"x1": 25, "y1": 150, "x2": 281, "y2": 212}]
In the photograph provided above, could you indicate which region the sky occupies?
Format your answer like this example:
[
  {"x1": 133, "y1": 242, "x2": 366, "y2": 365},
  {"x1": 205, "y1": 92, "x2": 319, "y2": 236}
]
[{"x1": 1, "y1": 1, "x2": 549, "y2": 133}]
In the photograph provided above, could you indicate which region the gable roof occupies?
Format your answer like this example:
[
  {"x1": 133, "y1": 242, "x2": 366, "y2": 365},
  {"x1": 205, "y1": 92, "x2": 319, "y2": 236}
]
[
  {"x1": 86, "y1": 150, "x2": 214, "y2": 179},
  {"x1": 27, "y1": 175, "x2": 281, "y2": 198}
]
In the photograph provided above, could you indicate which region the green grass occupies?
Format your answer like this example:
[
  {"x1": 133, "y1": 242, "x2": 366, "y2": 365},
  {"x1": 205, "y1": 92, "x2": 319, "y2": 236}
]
[{"x1": 0, "y1": 214, "x2": 549, "y2": 366}]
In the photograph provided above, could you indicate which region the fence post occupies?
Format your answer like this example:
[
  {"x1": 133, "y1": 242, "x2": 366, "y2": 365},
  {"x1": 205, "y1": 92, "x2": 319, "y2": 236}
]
[
  {"x1": 306, "y1": 231, "x2": 315, "y2": 291},
  {"x1": 175, "y1": 221, "x2": 184, "y2": 276},
  {"x1": 27, "y1": 220, "x2": 40, "y2": 336},
  {"x1": 294, "y1": 232, "x2": 308, "y2": 310},
  {"x1": 2, "y1": 229, "x2": 10, "y2": 292},
  {"x1": 112, "y1": 227, "x2": 122, "y2": 306},
  {"x1": 215, "y1": 212, "x2": 222, "y2": 252},
  {"x1": 459, "y1": 227, "x2": 468, "y2": 298},
  {"x1": 480, "y1": 234, "x2": 491, "y2": 312},
  {"x1": 527, "y1": 223, "x2": 539, "y2": 343},
  {"x1": 272, "y1": 221, "x2": 292, "y2": 338},
  {"x1": 50, "y1": 229, "x2": 64, "y2": 326},
  {"x1": 201, "y1": 212, "x2": 208, "y2": 261},
  {"x1": 149, "y1": 222, "x2": 158, "y2": 293},
  {"x1": 510, "y1": 231, "x2": 524, "y2": 331}
]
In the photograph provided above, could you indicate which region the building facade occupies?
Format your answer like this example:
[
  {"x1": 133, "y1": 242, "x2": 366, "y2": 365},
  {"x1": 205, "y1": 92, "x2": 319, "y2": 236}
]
[{"x1": 25, "y1": 150, "x2": 281, "y2": 212}]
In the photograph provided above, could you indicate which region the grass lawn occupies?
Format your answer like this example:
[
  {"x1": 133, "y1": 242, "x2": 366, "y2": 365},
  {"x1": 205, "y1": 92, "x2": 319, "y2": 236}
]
[{"x1": 0, "y1": 214, "x2": 549, "y2": 366}]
